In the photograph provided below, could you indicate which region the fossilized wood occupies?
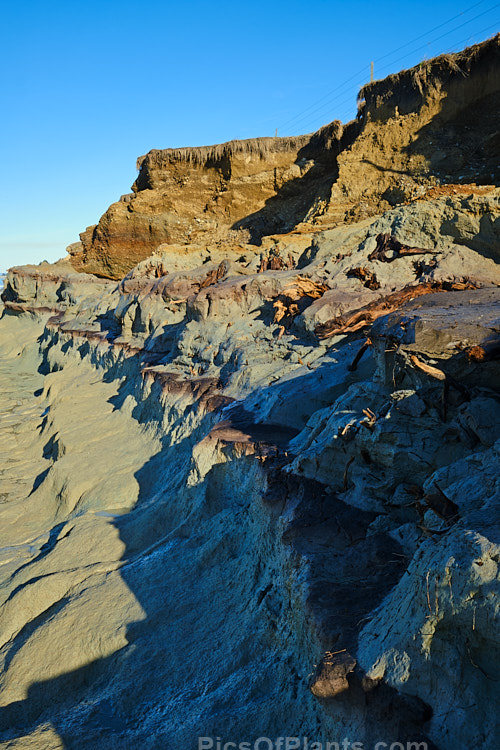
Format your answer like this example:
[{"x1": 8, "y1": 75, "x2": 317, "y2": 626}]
[{"x1": 316, "y1": 281, "x2": 478, "y2": 339}]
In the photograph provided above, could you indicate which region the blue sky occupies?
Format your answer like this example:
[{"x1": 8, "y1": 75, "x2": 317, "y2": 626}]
[{"x1": 0, "y1": 0, "x2": 498, "y2": 270}]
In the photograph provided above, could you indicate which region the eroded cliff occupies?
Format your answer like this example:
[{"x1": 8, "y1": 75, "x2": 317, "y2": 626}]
[{"x1": 69, "y1": 35, "x2": 500, "y2": 279}]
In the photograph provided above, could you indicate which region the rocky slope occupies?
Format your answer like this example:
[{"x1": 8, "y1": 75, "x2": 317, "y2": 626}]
[{"x1": 1, "y1": 34, "x2": 500, "y2": 750}]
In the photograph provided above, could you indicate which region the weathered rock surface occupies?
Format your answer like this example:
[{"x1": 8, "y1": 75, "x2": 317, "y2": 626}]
[{"x1": 1, "y1": 34, "x2": 500, "y2": 750}]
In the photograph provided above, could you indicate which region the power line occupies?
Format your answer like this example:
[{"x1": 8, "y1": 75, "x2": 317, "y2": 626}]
[
  {"x1": 284, "y1": 12, "x2": 499, "y2": 136},
  {"x1": 282, "y1": 75, "x2": 367, "y2": 135},
  {"x1": 443, "y1": 18, "x2": 500, "y2": 51},
  {"x1": 277, "y1": 67, "x2": 368, "y2": 133},
  {"x1": 278, "y1": 1, "x2": 489, "y2": 132},
  {"x1": 288, "y1": 19, "x2": 499, "y2": 136},
  {"x1": 372, "y1": 0, "x2": 490, "y2": 66},
  {"x1": 374, "y1": 2, "x2": 499, "y2": 78},
  {"x1": 277, "y1": 1, "x2": 499, "y2": 135}
]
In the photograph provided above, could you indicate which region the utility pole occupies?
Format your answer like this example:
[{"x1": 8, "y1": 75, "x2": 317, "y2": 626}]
[
  {"x1": 275, "y1": 128, "x2": 278, "y2": 138},
  {"x1": 370, "y1": 61, "x2": 374, "y2": 82}
]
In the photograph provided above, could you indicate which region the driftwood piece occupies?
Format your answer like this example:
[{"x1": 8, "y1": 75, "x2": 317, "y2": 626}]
[
  {"x1": 442, "y1": 279, "x2": 477, "y2": 291},
  {"x1": 368, "y1": 233, "x2": 434, "y2": 263},
  {"x1": 316, "y1": 282, "x2": 436, "y2": 339},
  {"x1": 409, "y1": 355, "x2": 446, "y2": 381},
  {"x1": 360, "y1": 410, "x2": 376, "y2": 431}
]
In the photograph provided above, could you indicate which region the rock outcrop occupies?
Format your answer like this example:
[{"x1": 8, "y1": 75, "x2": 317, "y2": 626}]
[{"x1": 1, "y1": 33, "x2": 500, "y2": 750}]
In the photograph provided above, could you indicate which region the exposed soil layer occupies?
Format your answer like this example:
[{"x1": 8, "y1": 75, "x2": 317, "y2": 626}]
[{"x1": 67, "y1": 35, "x2": 500, "y2": 279}]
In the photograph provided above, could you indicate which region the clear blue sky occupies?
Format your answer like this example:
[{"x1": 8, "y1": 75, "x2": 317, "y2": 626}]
[{"x1": 0, "y1": 0, "x2": 498, "y2": 270}]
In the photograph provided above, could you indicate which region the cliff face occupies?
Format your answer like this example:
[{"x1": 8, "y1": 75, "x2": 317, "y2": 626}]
[
  {"x1": 330, "y1": 34, "x2": 500, "y2": 221},
  {"x1": 69, "y1": 35, "x2": 500, "y2": 279},
  {"x1": 70, "y1": 124, "x2": 346, "y2": 278}
]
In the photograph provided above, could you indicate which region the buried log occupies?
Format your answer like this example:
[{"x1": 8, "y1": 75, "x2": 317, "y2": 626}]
[
  {"x1": 315, "y1": 280, "x2": 477, "y2": 339},
  {"x1": 316, "y1": 282, "x2": 436, "y2": 338},
  {"x1": 368, "y1": 233, "x2": 434, "y2": 263}
]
